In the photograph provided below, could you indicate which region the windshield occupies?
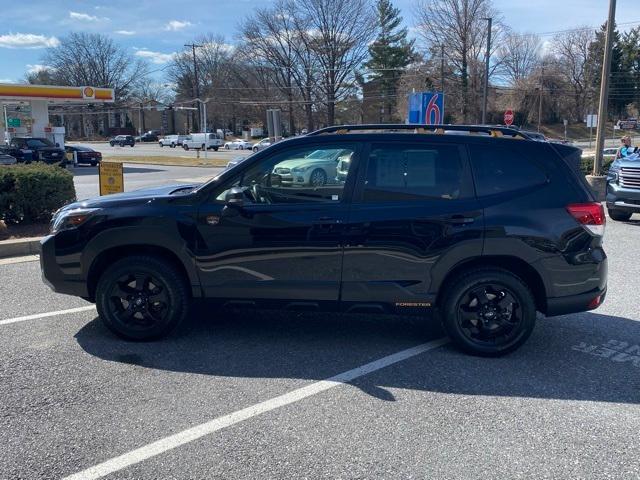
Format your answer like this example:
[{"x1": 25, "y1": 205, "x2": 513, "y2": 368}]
[{"x1": 26, "y1": 138, "x2": 54, "y2": 148}]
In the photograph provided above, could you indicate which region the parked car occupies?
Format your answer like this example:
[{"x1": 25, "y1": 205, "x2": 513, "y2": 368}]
[
  {"x1": 224, "y1": 139, "x2": 253, "y2": 150},
  {"x1": 135, "y1": 132, "x2": 159, "y2": 143},
  {"x1": 0, "y1": 152, "x2": 17, "y2": 165},
  {"x1": 252, "y1": 138, "x2": 272, "y2": 152},
  {"x1": 109, "y1": 135, "x2": 135, "y2": 147},
  {"x1": 606, "y1": 152, "x2": 640, "y2": 221},
  {"x1": 40, "y1": 124, "x2": 607, "y2": 357},
  {"x1": 65, "y1": 145, "x2": 102, "y2": 166},
  {"x1": 182, "y1": 133, "x2": 223, "y2": 151},
  {"x1": 159, "y1": 135, "x2": 187, "y2": 148},
  {"x1": 4, "y1": 137, "x2": 65, "y2": 165},
  {"x1": 273, "y1": 148, "x2": 350, "y2": 186},
  {"x1": 226, "y1": 155, "x2": 251, "y2": 170}
]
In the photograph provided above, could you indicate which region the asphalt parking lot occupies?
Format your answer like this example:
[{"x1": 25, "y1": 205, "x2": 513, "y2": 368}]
[{"x1": 1, "y1": 214, "x2": 639, "y2": 479}]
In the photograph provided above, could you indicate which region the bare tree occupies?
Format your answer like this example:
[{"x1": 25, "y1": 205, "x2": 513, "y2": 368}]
[
  {"x1": 496, "y1": 32, "x2": 541, "y2": 84},
  {"x1": 295, "y1": 0, "x2": 376, "y2": 125},
  {"x1": 414, "y1": 0, "x2": 502, "y2": 122}
]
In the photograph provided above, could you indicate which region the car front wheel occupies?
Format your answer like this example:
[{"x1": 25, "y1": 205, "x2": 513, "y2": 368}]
[
  {"x1": 608, "y1": 209, "x2": 632, "y2": 222},
  {"x1": 440, "y1": 268, "x2": 536, "y2": 356},
  {"x1": 309, "y1": 169, "x2": 327, "y2": 187},
  {"x1": 95, "y1": 255, "x2": 190, "y2": 341}
]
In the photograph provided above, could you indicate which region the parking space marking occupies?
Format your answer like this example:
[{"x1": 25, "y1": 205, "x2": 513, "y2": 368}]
[
  {"x1": 63, "y1": 337, "x2": 449, "y2": 480},
  {"x1": 0, "y1": 305, "x2": 96, "y2": 326}
]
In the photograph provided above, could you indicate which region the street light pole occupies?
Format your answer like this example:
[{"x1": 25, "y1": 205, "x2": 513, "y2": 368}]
[
  {"x1": 184, "y1": 43, "x2": 202, "y2": 132},
  {"x1": 481, "y1": 17, "x2": 492, "y2": 125},
  {"x1": 593, "y1": 0, "x2": 617, "y2": 176}
]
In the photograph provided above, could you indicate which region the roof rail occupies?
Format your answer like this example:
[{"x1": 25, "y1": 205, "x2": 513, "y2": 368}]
[{"x1": 307, "y1": 124, "x2": 532, "y2": 140}]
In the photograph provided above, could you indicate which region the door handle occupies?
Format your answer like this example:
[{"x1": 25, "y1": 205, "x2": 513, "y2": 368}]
[{"x1": 446, "y1": 215, "x2": 475, "y2": 225}]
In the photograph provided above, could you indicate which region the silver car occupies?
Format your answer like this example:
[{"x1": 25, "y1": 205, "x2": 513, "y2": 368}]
[
  {"x1": 0, "y1": 152, "x2": 17, "y2": 165},
  {"x1": 272, "y1": 149, "x2": 352, "y2": 187}
]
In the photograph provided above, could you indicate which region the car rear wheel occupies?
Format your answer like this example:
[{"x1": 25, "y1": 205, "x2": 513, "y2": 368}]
[
  {"x1": 225, "y1": 145, "x2": 229, "y2": 149},
  {"x1": 309, "y1": 169, "x2": 327, "y2": 187},
  {"x1": 91, "y1": 161, "x2": 97, "y2": 167},
  {"x1": 608, "y1": 209, "x2": 632, "y2": 222},
  {"x1": 109, "y1": 142, "x2": 115, "y2": 147},
  {"x1": 253, "y1": 147, "x2": 259, "y2": 152},
  {"x1": 96, "y1": 256, "x2": 190, "y2": 341},
  {"x1": 159, "y1": 143, "x2": 163, "y2": 148},
  {"x1": 171, "y1": 143, "x2": 176, "y2": 148},
  {"x1": 183, "y1": 145, "x2": 189, "y2": 151},
  {"x1": 440, "y1": 268, "x2": 536, "y2": 357},
  {"x1": 213, "y1": 146, "x2": 219, "y2": 151}
]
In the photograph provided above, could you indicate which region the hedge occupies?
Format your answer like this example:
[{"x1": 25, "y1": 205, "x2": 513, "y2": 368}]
[
  {"x1": 0, "y1": 164, "x2": 76, "y2": 224},
  {"x1": 580, "y1": 155, "x2": 614, "y2": 176}
]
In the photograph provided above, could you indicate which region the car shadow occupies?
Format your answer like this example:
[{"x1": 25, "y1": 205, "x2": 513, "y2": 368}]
[
  {"x1": 71, "y1": 166, "x2": 165, "y2": 176},
  {"x1": 74, "y1": 309, "x2": 640, "y2": 404}
]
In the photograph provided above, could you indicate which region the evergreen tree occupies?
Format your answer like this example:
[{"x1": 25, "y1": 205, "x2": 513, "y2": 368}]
[
  {"x1": 364, "y1": 0, "x2": 416, "y2": 122},
  {"x1": 619, "y1": 27, "x2": 640, "y2": 114}
]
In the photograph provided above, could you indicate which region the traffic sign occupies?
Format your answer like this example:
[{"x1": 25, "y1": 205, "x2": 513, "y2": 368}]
[
  {"x1": 99, "y1": 161, "x2": 124, "y2": 196},
  {"x1": 504, "y1": 109, "x2": 514, "y2": 126},
  {"x1": 7, "y1": 117, "x2": 20, "y2": 127}
]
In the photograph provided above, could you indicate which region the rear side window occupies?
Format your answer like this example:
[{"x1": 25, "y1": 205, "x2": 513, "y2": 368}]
[
  {"x1": 470, "y1": 144, "x2": 548, "y2": 196},
  {"x1": 363, "y1": 143, "x2": 471, "y2": 202}
]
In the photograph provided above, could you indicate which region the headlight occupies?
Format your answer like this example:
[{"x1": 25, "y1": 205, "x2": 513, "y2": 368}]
[
  {"x1": 292, "y1": 165, "x2": 312, "y2": 173},
  {"x1": 51, "y1": 208, "x2": 101, "y2": 233}
]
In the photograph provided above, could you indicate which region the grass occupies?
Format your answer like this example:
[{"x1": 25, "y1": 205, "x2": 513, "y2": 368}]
[{"x1": 102, "y1": 155, "x2": 229, "y2": 167}]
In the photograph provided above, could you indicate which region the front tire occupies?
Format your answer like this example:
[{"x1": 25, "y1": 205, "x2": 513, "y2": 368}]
[
  {"x1": 309, "y1": 168, "x2": 327, "y2": 187},
  {"x1": 95, "y1": 256, "x2": 190, "y2": 341},
  {"x1": 440, "y1": 268, "x2": 536, "y2": 357},
  {"x1": 608, "y1": 209, "x2": 632, "y2": 221},
  {"x1": 183, "y1": 145, "x2": 189, "y2": 151},
  {"x1": 159, "y1": 143, "x2": 163, "y2": 148}
]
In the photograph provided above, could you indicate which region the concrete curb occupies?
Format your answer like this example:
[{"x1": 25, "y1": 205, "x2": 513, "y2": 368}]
[{"x1": 0, "y1": 237, "x2": 42, "y2": 259}]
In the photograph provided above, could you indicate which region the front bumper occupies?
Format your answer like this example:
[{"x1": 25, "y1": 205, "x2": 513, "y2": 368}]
[
  {"x1": 606, "y1": 182, "x2": 640, "y2": 213},
  {"x1": 40, "y1": 235, "x2": 89, "y2": 298}
]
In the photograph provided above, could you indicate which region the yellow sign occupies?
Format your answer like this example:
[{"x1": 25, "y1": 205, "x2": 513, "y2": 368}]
[{"x1": 99, "y1": 161, "x2": 124, "y2": 196}]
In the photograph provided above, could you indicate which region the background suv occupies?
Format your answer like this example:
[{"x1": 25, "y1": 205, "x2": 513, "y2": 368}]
[
  {"x1": 606, "y1": 153, "x2": 640, "y2": 221},
  {"x1": 4, "y1": 137, "x2": 65, "y2": 165},
  {"x1": 109, "y1": 135, "x2": 135, "y2": 147},
  {"x1": 40, "y1": 125, "x2": 607, "y2": 357}
]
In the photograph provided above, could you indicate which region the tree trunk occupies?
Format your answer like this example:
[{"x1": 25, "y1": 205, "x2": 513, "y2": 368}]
[{"x1": 327, "y1": 90, "x2": 335, "y2": 126}]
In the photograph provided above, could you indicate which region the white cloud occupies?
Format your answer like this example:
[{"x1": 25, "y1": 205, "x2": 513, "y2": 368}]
[
  {"x1": 26, "y1": 64, "x2": 53, "y2": 74},
  {"x1": 164, "y1": 20, "x2": 192, "y2": 31},
  {"x1": 115, "y1": 30, "x2": 136, "y2": 36},
  {"x1": 69, "y1": 11, "x2": 109, "y2": 22},
  {"x1": 0, "y1": 33, "x2": 60, "y2": 49},
  {"x1": 134, "y1": 48, "x2": 175, "y2": 64},
  {"x1": 0, "y1": 78, "x2": 16, "y2": 84}
]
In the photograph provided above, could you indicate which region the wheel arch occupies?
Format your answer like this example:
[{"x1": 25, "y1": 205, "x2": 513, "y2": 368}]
[
  {"x1": 434, "y1": 256, "x2": 548, "y2": 313},
  {"x1": 87, "y1": 244, "x2": 197, "y2": 302}
]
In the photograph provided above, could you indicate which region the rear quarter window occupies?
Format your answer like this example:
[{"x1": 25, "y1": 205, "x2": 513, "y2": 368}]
[{"x1": 470, "y1": 143, "x2": 548, "y2": 197}]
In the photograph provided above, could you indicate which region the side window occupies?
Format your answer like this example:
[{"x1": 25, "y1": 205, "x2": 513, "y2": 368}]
[
  {"x1": 362, "y1": 143, "x2": 470, "y2": 202},
  {"x1": 214, "y1": 143, "x2": 356, "y2": 204},
  {"x1": 471, "y1": 144, "x2": 548, "y2": 196}
]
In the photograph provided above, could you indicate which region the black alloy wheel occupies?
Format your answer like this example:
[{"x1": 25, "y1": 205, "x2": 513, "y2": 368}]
[
  {"x1": 96, "y1": 256, "x2": 190, "y2": 340},
  {"x1": 440, "y1": 269, "x2": 536, "y2": 356}
]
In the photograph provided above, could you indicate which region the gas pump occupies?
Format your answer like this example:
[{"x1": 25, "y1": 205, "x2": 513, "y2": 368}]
[{"x1": 45, "y1": 126, "x2": 65, "y2": 147}]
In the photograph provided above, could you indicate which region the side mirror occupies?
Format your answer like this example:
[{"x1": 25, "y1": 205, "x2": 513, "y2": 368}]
[{"x1": 225, "y1": 187, "x2": 246, "y2": 208}]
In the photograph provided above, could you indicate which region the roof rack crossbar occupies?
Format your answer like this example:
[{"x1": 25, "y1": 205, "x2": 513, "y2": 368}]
[{"x1": 307, "y1": 124, "x2": 531, "y2": 139}]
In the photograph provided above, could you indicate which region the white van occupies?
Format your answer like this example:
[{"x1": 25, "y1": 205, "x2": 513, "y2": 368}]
[{"x1": 182, "y1": 133, "x2": 224, "y2": 151}]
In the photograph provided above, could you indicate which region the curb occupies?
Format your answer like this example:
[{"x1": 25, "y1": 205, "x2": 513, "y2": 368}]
[{"x1": 0, "y1": 237, "x2": 42, "y2": 259}]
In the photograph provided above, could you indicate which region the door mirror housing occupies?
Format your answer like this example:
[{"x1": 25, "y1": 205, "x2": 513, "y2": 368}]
[{"x1": 225, "y1": 187, "x2": 246, "y2": 208}]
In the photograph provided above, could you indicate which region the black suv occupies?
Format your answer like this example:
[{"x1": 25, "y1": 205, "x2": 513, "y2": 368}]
[
  {"x1": 4, "y1": 137, "x2": 66, "y2": 165},
  {"x1": 109, "y1": 135, "x2": 135, "y2": 147},
  {"x1": 40, "y1": 125, "x2": 607, "y2": 356}
]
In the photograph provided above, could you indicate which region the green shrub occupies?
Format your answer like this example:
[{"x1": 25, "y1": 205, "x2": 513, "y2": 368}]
[
  {"x1": 0, "y1": 164, "x2": 76, "y2": 224},
  {"x1": 580, "y1": 155, "x2": 614, "y2": 176}
]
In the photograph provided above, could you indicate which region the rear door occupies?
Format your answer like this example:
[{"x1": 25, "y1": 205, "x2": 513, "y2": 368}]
[{"x1": 341, "y1": 139, "x2": 484, "y2": 308}]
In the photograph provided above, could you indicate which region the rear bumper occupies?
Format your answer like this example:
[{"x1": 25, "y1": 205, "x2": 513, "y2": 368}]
[
  {"x1": 40, "y1": 235, "x2": 89, "y2": 298},
  {"x1": 545, "y1": 286, "x2": 607, "y2": 317}
]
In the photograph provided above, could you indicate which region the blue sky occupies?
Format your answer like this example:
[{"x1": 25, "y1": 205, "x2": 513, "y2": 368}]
[{"x1": 1, "y1": 0, "x2": 639, "y2": 84}]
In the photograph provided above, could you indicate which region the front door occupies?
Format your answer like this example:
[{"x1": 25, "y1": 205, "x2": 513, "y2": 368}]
[
  {"x1": 195, "y1": 142, "x2": 359, "y2": 302},
  {"x1": 341, "y1": 140, "x2": 484, "y2": 308}
]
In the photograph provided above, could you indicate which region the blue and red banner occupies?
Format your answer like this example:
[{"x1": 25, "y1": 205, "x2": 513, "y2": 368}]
[{"x1": 407, "y1": 92, "x2": 445, "y2": 125}]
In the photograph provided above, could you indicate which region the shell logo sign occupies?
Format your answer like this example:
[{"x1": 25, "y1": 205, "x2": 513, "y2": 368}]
[{"x1": 82, "y1": 86, "x2": 95, "y2": 99}]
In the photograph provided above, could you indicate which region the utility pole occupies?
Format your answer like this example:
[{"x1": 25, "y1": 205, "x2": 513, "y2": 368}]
[
  {"x1": 593, "y1": 0, "x2": 617, "y2": 177},
  {"x1": 184, "y1": 43, "x2": 202, "y2": 131},
  {"x1": 537, "y1": 64, "x2": 544, "y2": 132},
  {"x1": 481, "y1": 17, "x2": 492, "y2": 124},
  {"x1": 440, "y1": 44, "x2": 445, "y2": 94}
]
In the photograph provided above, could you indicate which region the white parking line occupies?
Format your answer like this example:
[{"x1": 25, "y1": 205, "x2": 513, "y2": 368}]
[
  {"x1": 0, "y1": 305, "x2": 96, "y2": 326},
  {"x1": 63, "y1": 337, "x2": 449, "y2": 480}
]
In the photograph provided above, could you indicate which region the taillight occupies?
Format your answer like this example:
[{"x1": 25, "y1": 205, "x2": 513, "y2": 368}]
[{"x1": 566, "y1": 203, "x2": 606, "y2": 236}]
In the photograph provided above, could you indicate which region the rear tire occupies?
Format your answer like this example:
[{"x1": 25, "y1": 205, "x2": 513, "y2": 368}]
[
  {"x1": 95, "y1": 255, "x2": 190, "y2": 341},
  {"x1": 183, "y1": 145, "x2": 189, "y2": 151},
  {"x1": 439, "y1": 268, "x2": 536, "y2": 357},
  {"x1": 159, "y1": 143, "x2": 163, "y2": 148},
  {"x1": 608, "y1": 209, "x2": 632, "y2": 221}
]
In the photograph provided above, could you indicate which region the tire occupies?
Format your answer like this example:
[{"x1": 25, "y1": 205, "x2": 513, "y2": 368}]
[
  {"x1": 253, "y1": 147, "x2": 259, "y2": 152},
  {"x1": 183, "y1": 145, "x2": 189, "y2": 151},
  {"x1": 225, "y1": 145, "x2": 230, "y2": 150},
  {"x1": 309, "y1": 168, "x2": 327, "y2": 187},
  {"x1": 91, "y1": 161, "x2": 97, "y2": 167},
  {"x1": 608, "y1": 208, "x2": 632, "y2": 222},
  {"x1": 159, "y1": 143, "x2": 163, "y2": 148},
  {"x1": 110, "y1": 142, "x2": 115, "y2": 147},
  {"x1": 213, "y1": 147, "x2": 219, "y2": 151},
  {"x1": 95, "y1": 255, "x2": 190, "y2": 341},
  {"x1": 171, "y1": 143, "x2": 176, "y2": 148},
  {"x1": 439, "y1": 268, "x2": 536, "y2": 357}
]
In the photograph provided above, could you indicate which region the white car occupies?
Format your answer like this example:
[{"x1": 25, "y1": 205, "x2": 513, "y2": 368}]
[
  {"x1": 159, "y1": 135, "x2": 187, "y2": 148},
  {"x1": 224, "y1": 139, "x2": 253, "y2": 150},
  {"x1": 252, "y1": 138, "x2": 272, "y2": 152}
]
